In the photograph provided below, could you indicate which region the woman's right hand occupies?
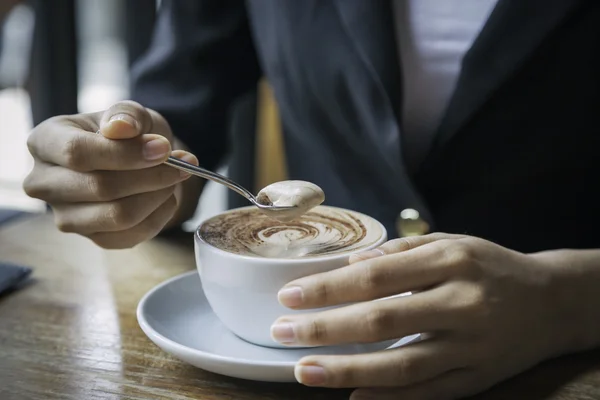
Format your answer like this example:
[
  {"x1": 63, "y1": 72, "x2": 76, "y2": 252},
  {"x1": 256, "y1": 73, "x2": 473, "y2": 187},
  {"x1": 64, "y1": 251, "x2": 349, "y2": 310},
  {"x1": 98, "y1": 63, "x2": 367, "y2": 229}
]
[{"x1": 24, "y1": 101, "x2": 199, "y2": 249}]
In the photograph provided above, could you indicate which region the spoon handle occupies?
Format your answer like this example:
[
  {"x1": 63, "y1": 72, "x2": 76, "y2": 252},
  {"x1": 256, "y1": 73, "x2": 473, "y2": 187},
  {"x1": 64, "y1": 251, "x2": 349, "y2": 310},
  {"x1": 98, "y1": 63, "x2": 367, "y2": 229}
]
[{"x1": 164, "y1": 156, "x2": 255, "y2": 202}]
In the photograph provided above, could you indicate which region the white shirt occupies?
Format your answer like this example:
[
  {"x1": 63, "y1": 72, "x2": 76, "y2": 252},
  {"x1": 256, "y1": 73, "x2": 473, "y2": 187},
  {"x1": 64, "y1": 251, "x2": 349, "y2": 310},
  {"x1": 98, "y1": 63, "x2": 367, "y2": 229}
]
[{"x1": 393, "y1": 0, "x2": 498, "y2": 171}]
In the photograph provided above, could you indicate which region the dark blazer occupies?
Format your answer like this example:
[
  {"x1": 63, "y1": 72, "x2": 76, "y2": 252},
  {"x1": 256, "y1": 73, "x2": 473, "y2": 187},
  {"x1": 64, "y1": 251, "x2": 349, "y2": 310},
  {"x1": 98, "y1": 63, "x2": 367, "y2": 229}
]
[{"x1": 131, "y1": 0, "x2": 600, "y2": 253}]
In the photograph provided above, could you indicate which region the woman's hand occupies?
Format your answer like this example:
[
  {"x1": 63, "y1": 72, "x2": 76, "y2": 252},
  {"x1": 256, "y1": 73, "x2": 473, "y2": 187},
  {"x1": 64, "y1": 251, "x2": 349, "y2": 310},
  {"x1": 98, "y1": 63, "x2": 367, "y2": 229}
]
[
  {"x1": 271, "y1": 233, "x2": 569, "y2": 399},
  {"x1": 24, "y1": 101, "x2": 200, "y2": 249}
]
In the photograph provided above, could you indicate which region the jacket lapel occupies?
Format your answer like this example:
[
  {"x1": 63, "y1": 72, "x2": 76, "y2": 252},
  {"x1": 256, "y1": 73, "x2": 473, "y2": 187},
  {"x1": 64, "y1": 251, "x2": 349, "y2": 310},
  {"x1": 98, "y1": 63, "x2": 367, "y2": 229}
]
[
  {"x1": 332, "y1": 0, "x2": 435, "y2": 226},
  {"x1": 329, "y1": 0, "x2": 587, "y2": 228},
  {"x1": 332, "y1": 0, "x2": 401, "y2": 119},
  {"x1": 432, "y1": 0, "x2": 588, "y2": 151},
  {"x1": 332, "y1": 0, "x2": 587, "y2": 160}
]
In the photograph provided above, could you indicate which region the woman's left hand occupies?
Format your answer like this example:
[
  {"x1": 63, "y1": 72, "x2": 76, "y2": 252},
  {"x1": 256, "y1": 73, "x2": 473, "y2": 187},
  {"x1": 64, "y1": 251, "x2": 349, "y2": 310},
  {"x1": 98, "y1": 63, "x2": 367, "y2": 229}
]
[{"x1": 271, "y1": 233, "x2": 569, "y2": 400}]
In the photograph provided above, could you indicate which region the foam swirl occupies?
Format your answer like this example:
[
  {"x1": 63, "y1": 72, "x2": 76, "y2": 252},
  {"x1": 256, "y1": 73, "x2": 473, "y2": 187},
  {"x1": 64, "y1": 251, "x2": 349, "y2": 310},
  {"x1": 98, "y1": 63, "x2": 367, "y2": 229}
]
[{"x1": 198, "y1": 206, "x2": 383, "y2": 259}]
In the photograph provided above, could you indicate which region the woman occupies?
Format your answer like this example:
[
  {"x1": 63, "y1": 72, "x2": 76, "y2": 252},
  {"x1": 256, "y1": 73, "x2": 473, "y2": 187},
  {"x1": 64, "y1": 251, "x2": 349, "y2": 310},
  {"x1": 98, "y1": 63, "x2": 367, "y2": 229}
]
[{"x1": 23, "y1": 1, "x2": 600, "y2": 398}]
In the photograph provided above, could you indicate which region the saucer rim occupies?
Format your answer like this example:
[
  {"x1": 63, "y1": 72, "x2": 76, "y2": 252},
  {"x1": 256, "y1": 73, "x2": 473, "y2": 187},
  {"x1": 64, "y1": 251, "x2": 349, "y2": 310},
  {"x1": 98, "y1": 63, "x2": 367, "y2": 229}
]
[
  {"x1": 137, "y1": 270, "x2": 416, "y2": 369},
  {"x1": 138, "y1": 270, "x2": 307, "y2": 368}
]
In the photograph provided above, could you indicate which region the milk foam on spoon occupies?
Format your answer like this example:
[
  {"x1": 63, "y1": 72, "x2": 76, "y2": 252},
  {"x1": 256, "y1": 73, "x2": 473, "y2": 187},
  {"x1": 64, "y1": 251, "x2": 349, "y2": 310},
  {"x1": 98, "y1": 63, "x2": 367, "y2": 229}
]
[{"x1": 256, "y1": 180, "x2": 325, "y2": 222}]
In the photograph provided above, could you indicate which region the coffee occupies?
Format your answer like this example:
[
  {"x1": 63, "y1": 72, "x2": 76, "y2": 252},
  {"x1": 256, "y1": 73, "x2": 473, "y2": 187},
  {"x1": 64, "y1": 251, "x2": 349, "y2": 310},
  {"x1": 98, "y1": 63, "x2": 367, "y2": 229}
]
[
  {"x1": 195, "y1": 205, "x2": 387, "y2": 347},
  {"x1": 198, "y1": 205, "x2": 384, "y2": 259}
]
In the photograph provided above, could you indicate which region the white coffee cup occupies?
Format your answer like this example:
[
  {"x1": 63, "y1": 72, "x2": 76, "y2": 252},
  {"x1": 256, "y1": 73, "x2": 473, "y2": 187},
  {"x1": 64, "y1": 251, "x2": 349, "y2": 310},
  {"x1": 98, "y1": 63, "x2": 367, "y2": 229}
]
[{"x1": 194, "y1": 206, "x2": 387, "y2": 348}]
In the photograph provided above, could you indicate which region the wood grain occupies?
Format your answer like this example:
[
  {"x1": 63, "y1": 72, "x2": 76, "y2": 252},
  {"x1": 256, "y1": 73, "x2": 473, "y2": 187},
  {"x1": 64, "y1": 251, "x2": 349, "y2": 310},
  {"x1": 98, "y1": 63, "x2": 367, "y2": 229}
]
[{"x1": 0, "y1": 215, "x2": 599, "y2": 400}]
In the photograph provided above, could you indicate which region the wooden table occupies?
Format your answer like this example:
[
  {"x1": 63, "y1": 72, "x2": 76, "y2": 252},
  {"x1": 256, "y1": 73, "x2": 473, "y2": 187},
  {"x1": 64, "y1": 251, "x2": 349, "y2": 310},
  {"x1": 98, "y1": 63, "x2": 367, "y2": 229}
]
[{"x1": 1, "y1": 215, "x2": 599, "y2": 400}]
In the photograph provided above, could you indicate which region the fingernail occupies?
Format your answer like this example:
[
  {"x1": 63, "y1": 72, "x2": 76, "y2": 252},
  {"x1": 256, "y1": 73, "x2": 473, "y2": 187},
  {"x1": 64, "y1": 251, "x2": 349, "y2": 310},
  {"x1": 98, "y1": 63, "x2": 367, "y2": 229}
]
[
  {"x1": 295, "y1": 365, "x2": 326, "y2": 386},
  {"x1": 350, "y1": 248, "x2": 385, "y2": 262},
  {"x1": 278, "y1": 286, "x2": 304, "y2": 307},
  {"x1": 271, "y1": 322, "x2": 296, "y2": 343},
  {"x1": 108, "y1": 113, "x2": 138, "y2": 130},
  {"x1": 143, "y1": 139, "x2": 170, "y2": 161},
  {"x1": 178, "y1": 154, "x2": 197, "y2": 177}
]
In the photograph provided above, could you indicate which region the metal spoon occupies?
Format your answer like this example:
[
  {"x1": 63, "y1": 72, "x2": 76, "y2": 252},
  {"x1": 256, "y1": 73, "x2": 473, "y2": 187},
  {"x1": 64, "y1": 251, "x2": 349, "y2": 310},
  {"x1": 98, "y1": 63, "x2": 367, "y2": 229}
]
[
  {"x1": 164, "y1": 156, "x2": 296, "y2": 215},
  {"x1": 93, "y1": 130, "x2": 295, "y2": 216}
]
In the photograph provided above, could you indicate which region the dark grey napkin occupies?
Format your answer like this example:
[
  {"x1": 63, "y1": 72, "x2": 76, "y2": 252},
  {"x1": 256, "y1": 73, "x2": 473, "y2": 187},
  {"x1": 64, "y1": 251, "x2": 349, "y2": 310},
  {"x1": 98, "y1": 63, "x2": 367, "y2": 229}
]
[
  {"x1": 0, "y1": 209, "x2": 31, "y2": 295},
  {"x1": 0, "y1": 262, "x2": 32, "y2": 296},
  {"x1": 0, "y1": 209, "x2": 22, "y2": 225}
]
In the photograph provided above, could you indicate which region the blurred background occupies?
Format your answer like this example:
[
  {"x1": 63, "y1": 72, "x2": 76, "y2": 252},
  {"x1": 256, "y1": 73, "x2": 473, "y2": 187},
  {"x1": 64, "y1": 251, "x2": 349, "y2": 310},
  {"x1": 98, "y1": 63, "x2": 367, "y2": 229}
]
[{"x1": 0, "y1": 0, "x2": 288, "y2": 230}]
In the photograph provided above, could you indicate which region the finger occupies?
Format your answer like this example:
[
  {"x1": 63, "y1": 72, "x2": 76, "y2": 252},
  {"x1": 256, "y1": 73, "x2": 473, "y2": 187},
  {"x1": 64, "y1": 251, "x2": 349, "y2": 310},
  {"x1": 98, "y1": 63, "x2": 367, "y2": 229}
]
[
  {"x1": 28, "y1": 102, "x2": 175, "y2": 171},
  {"x1": 278, "y1": 240, "x2": 454, "y2": 309},
  {"x1": 99, "y1": 100, "x2": 155, "y2": 139},
  {"x1": 350, "y1": 233, "x2": 466, "y2": 263},
  {"x1": 350, "y1": 369, "x2": 478, "y2": 400},
  {"x1": 87, "y1": 194, "x2": 178, "y2": 249},
  {"x1": 24, "y1": 151, "x2": 197, "y2": 203},
  {"x1": 29, "y1": 122, "x2": 172, "y2": 171},
  {"x1": 147, "y1": 108, "x2": 174, "y2": 141},
  {"x1": 272, "y1": 290, "x2": 455, "y2": 346},
  {"x1": 294, "y1": 341, "x2": 469, "y2": 389},
  {"x1": 52, "y1": 186, "x2": 175, "y2": 235}
]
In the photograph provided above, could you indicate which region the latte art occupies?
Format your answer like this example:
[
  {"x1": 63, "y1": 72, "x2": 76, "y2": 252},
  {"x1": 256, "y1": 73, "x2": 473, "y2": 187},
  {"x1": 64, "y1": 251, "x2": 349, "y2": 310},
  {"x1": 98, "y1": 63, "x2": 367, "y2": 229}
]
[{"x1": 198, "y1": 206, "x2": 384, "y2": 259}]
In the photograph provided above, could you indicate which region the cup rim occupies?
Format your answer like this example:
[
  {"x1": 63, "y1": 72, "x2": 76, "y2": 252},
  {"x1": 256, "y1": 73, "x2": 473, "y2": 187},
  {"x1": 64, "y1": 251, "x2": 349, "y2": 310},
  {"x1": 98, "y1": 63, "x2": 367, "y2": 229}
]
[{"x1": 195, "y1": 205, "x2": 387, "y2": 264}]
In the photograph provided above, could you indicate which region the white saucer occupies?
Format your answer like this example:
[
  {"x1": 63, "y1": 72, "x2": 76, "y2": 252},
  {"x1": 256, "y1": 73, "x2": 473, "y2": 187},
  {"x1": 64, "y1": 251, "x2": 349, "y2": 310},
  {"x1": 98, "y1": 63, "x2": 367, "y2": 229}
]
[{"x1": 137, "y1": 271, "x2": 420, "y2": 382}]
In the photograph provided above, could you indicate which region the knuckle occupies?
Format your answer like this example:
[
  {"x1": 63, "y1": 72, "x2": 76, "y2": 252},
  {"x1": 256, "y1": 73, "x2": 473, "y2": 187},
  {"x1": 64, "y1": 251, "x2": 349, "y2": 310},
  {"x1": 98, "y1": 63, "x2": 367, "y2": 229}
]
[
  {"x1": 330, "y1": 365, "x2": 359, "y2": 388},
  {"x1": 103, "y1": 201, "x2": 134, "y2": 229},
  {"x1": 364, "y1": 308, "x2": 394, "y2": 339},
  {"x1": 54, "y1": 214, "x2": 77, "y2": 234},
  {"x1": 63, "y1": 136, "x2": 91, "y2": 171},
  {"x1": 26, "y1": 130, "x2": 40, "y2": 156},
  {"x1": 463, "y1": 286, "x2": 490, "y2": 319},
  {"x1": 426, "y1": 232, "x2": 454, "y2": 241},
  {"x1": 385, "y1": 238, "x2": 412, "y2": 253},
  {"x1": 147, "y1": 108, "x2": 172, "y2": 138},
  {"x1": 440, "y1": 240, "x2": 477, "y2": 272},
  {"x1": 86, "y1": 172, "x2": 117, "y2": 201},
  {"x1": 310, "y1": 282, "x2": 331, "y2": 305},
  {"x1": 447, "y1": 283, "x2": 490, "y2": 322},
  {"x1": 100, "y1": 140, "x2": 119, "y2": 166},
  {"x1": 27, "y1": 116, "x2": 61, "y2": 156},
  {"x1": 27, "y1": 115, "x2": 78, "y2": 158},
  {"x1": 22, "y1": 172, "x2": 45, "y2": 199},
  {"x1": 359, "y1": 261, "x2": 392, "y2": 293},
  {"x1": 304, "y1": 318, "x2": 329, "y2": 344}
]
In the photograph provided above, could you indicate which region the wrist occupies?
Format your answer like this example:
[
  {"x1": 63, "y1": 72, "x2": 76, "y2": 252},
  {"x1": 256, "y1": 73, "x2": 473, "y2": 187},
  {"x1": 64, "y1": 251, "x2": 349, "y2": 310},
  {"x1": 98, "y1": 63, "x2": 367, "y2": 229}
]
[{"x1": 530, "y1": 249, "x2": 600, "y2": 356}]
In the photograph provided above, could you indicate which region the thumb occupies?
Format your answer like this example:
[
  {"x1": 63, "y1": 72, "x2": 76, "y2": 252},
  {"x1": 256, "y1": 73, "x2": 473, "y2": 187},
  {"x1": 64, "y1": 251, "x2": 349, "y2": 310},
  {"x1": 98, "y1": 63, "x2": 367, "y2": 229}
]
[{"x1": 98, "y1": 100, "x2": 153, "y2": 140}]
